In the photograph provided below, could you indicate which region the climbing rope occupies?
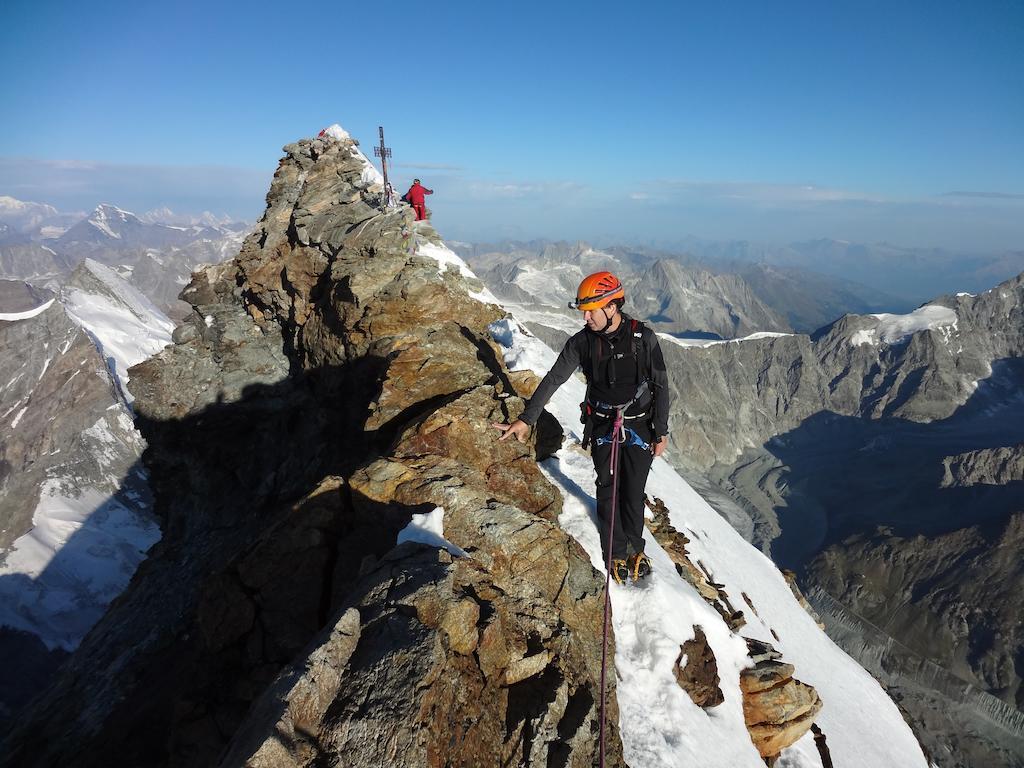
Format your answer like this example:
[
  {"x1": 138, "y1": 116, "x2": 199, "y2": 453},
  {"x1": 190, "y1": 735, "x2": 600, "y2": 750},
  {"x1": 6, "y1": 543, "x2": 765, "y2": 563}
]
[{"x1": 599, "y1": 406, "x2": 626, "y2": 768}]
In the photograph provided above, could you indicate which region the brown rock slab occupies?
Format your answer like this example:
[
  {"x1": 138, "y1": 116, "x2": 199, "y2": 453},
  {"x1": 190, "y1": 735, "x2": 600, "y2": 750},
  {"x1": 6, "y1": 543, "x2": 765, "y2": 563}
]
[{"x1": 674, "y1": 625, "x2": 725, "y2": 708}]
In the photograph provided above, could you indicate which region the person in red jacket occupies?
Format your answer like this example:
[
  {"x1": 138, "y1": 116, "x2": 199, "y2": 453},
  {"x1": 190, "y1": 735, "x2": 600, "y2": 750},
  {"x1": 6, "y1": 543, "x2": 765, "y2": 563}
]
[{"x1": 404, "y1": 179, "x2": 433, "y2": 220}]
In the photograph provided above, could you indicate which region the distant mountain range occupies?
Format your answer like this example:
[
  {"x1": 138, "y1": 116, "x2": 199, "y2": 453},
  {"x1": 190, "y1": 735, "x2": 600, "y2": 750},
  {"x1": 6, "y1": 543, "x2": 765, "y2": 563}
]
[
  {"x1": 0, "y1": 197, "x2": 249, "y2": 319},
  {"x1": 453, "y1": 239, "x2": 920, "y2": 335},
  {"x1": 671, "y1": 235, "x2": 1024, "y2": 308}
]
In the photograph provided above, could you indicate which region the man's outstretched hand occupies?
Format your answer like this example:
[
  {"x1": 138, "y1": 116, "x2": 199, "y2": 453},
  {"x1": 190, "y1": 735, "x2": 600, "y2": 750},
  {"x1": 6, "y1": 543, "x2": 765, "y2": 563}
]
[
  {"x1": 493, "y1": 419, "x2": 530, "y2": 443},
  {"x1": 653, "y1": 436, "x2": 668, "y2": 457}
]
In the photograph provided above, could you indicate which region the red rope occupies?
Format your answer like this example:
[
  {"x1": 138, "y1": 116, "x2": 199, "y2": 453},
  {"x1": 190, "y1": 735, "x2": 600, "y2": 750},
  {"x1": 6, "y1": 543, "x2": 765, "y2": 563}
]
[{"x1": 599, "y1": 408, "x2": 625, "y2": 768}]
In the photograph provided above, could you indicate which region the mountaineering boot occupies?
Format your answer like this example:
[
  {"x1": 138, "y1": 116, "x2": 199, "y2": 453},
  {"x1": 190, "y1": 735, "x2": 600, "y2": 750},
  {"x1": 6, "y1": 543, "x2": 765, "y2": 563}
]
[
  {"x1": 630, "y1": 552, "x2": 652, "y2": 581},
  {"x1": 611, "y1": 559, "x2": 630, "y2": 584}
]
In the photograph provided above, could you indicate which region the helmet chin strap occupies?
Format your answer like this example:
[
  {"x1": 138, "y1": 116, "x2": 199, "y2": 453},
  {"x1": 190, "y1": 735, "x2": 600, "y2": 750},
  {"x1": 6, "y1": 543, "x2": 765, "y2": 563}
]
[{"x1": 594, "y1": 304, "x2": 617, "y2": 333}]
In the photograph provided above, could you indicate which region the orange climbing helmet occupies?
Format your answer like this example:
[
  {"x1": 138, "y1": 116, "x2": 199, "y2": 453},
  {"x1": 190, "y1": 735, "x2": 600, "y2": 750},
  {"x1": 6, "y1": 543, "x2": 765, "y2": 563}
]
[{"x1": 569, "y1": 271, "x2": 625, "y2": 311}]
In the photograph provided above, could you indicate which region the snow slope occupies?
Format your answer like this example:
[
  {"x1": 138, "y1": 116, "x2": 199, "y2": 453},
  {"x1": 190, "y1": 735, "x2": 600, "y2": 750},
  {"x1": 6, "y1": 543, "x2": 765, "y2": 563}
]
[
  {"x1": 62, "y1": 258, "x2": 174, "y2": 401},
  {"x1": 0, "y1": 448, "x2": 159, "y2": 651},
  {"x1": 489, "y1": 316, "x2": 929, "y2": 768}
]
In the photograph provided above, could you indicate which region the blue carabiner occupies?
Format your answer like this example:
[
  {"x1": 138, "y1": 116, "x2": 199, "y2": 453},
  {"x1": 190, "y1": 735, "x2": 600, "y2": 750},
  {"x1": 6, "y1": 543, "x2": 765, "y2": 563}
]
[{"x1": 594, "y1": 427, "x2": 650, "y2": 452}]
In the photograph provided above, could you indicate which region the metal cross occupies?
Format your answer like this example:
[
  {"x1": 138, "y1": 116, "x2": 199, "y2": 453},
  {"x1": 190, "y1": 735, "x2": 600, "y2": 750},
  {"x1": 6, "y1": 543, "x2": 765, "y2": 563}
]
[{"x1": 373, "y1": 126, "x2": 392, "y2": 194}]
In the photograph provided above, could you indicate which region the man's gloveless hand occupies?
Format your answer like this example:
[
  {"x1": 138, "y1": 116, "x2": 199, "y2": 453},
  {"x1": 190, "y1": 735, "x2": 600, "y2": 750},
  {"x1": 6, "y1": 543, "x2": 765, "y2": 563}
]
[{"x1": 493, "y1": 419, "x2": 530, "y2": 443}]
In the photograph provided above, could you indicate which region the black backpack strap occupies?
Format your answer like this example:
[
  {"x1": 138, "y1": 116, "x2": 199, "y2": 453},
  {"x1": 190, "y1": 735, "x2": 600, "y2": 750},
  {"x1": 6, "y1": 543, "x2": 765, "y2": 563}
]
[
  {"x1": 580, "y1": 330, "x2": 596, "y2": 448},
  {"x1": 631, "y1": 318, "x2": 642, "y2": 385}
]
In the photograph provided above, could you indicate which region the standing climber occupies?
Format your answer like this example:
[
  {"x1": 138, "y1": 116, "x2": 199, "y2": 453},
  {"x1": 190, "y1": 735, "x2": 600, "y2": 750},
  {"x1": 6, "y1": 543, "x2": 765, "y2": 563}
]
[
  {"x1": 404, "y1": 178, "x2": 433, "y2": 221},
  {"x1": 493, "y1": 272, "x2": 670, "y2": 584}
]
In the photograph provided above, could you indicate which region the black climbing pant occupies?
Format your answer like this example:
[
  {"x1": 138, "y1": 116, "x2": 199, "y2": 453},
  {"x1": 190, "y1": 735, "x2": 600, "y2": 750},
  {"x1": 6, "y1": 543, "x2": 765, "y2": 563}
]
[{"x1": 591, "y1": 419, "x2": 654, "y2": 561}]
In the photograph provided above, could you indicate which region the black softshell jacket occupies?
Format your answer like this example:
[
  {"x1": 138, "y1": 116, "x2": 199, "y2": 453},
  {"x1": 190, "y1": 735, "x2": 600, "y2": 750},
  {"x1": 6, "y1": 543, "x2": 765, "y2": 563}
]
[{"x1": 519, "y1": 317, "x2": 670, "y2": 438}]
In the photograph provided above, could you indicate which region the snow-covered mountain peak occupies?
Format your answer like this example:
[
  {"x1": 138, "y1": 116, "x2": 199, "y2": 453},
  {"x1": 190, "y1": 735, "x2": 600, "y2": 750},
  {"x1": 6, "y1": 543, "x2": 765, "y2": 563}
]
[
  {"x1": 140, "y1": 206, "x2": 238, "y2": 227},
  {"x1": 85, "y1": 203, "x2": 142, "y2": 239},
  {"x1": 0, "y1": 196, "x2": 58, "y2": 215},
  {"x1": 0, "y1": 196, "x2": 61, "y2": 231}
]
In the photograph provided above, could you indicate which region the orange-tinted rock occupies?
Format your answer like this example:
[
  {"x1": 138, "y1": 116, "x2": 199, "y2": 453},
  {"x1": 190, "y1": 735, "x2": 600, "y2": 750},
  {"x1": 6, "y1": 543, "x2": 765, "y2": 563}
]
[{"x1": 740, "y1": 659, "x2": 823, "y2": 758}]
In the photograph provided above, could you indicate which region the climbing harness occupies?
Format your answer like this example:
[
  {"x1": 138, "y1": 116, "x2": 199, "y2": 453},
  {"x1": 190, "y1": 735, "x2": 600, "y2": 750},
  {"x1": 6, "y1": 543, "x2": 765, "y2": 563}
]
[
  {"x1": 598, "y1": 405, "x2": 626, "y2": 768},
  {"x1": 595, "y1": 426, "x2": 651, "y2": 452},
  {"x1": 582, "y1": 380, "x2": 651, "y2": 450}
]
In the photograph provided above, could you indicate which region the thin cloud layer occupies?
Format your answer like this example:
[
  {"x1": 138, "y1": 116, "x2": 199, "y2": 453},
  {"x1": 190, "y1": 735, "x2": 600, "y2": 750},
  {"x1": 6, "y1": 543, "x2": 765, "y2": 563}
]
[
  {"x1": 3, "y1": 157, "x2": 1022, "y2": 251},
  {"x1": 0, "y1": 157, "x2": 272, "y2": 220}
]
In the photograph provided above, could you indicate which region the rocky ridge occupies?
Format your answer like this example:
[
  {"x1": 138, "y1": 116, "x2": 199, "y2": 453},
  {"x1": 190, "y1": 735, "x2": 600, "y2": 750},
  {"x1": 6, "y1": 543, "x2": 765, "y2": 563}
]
[
  {"x1": 0, "y1": 132, "x2": 623, "y2": 767},
  {"x1": 1, "y1": 129, "x2": 937, "y2": 768}
]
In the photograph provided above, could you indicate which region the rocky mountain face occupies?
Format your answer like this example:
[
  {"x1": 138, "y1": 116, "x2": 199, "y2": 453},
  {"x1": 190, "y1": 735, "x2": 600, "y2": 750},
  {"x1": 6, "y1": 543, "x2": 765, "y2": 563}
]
[
  {"x1": 55, "y1": 204, "x2": 249, "y2": 318},
  {"x1": 455, "y1": 240, "x2": 790, "y2": 340},
  {"x1": 0, "y1": 130, "x2": 933, "y2": 768},
  {"x1": 663, "y1": 278, "x2": 1024, "y2": 473},
  {"x1": 0, "y1": 280, "x2": 52, "y2": 312},
  {"x1": 0, "y1": 276, "x2": 160, "y2": 727},
  {"x1": 942, "y1": 443, "x2": 1024, "y2": 487},
  {"x1": 626, "y1": 258, "x2": 788, "y2": 338},
  {"x1": 0, "y1": 134, "x2": 625, "y2": 768},
  {"x1": 804, "y1": 513, "x2": 1024, "y2": 768},
  {"x1": 0, "y1": 243, "x2": 72, "y2": 283},
  {"x1": 454, "y1": 239, "x2": 936, "y2": 336}
]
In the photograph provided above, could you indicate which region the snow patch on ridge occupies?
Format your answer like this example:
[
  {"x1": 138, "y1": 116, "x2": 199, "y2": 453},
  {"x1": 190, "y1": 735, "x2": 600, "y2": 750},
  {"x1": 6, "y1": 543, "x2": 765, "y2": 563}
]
[
  {"x1": 396, "y1": 507, "x2": 467, "y2": 558},
  {"x1": 0, "y1": 298, "x2": 56, "y2": 322},
  {"x1": 659, "y1": 330, "x2": 792, "y2": 349},
  {"x1": 416, "y1": 241, "x2": 500, "y2": 305},
  {"x1": 861, "y1": 304, "x2": 958, "y2": 346}
]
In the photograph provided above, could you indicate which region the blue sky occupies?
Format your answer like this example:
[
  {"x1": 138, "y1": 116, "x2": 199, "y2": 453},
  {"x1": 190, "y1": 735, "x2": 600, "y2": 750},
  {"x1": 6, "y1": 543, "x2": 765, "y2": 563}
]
[{"x1": 1, "y1": 0, "x2": 1022, "y2": 248}]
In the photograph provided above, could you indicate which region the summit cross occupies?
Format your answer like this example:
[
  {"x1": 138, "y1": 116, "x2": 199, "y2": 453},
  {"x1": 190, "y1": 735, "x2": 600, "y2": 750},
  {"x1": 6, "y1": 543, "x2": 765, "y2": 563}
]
[{"x1": 373, "y1": 126, "x2": 393, "y2": 204}]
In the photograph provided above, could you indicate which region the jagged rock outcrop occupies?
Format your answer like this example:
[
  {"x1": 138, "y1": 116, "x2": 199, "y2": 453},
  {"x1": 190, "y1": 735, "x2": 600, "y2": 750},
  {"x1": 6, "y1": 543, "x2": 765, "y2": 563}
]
[
  {"x1": 739, "y1": 640, "x2": 822, "y2": 760},
  {"x1": 0, "y1": 132, "x2": 622, "y2": 767},
  {"x1": 674, "y1": 625, "x2": 724, "y2": 708},
  {"x1": 941, "y1": 443, "x2": 1024, "y2": 487}
]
